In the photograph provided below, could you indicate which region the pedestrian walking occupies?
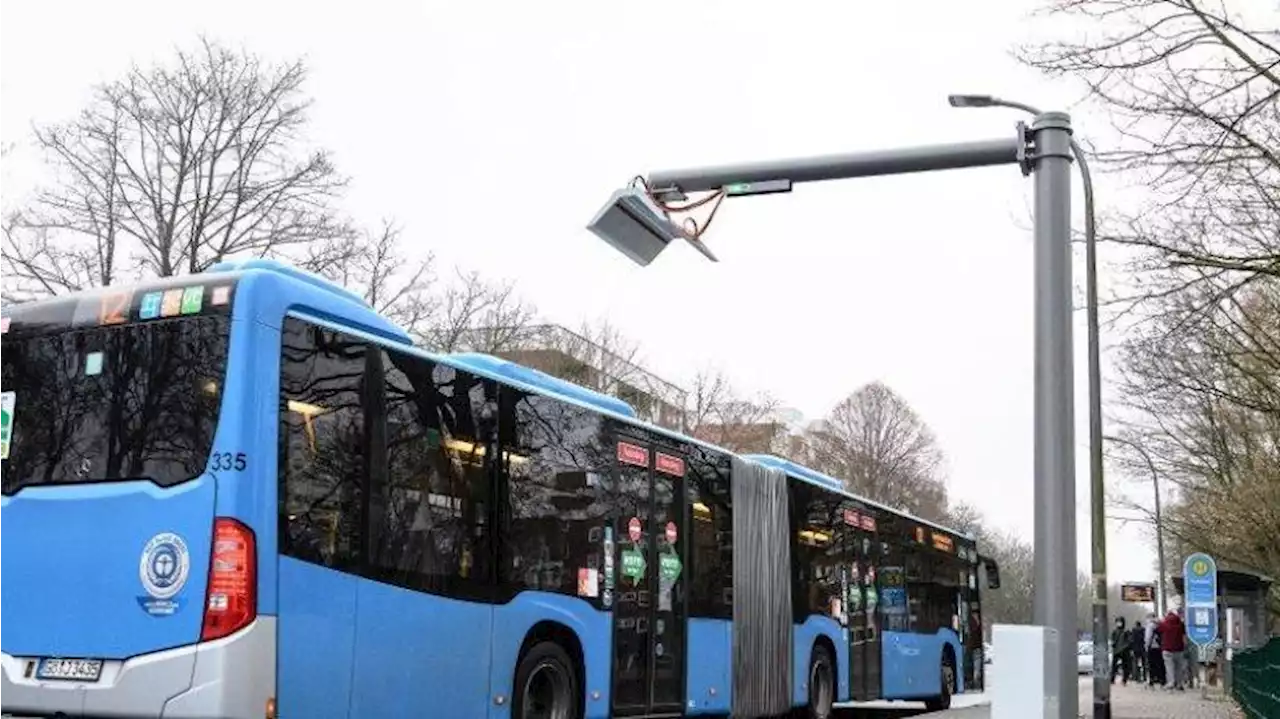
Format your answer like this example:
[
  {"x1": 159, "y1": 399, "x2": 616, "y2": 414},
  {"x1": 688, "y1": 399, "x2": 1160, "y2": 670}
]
[
  {"x1": 1159, "y1": 608, "x2": 1187, "y2": 690},
  {"x1": 1111, "y1": 618, "x2": 1133, "y2": 684},
  {"x1": 1128, "y1": 621, "x2": 1147, "y2": 683},
  {"x1": 1144, "y1": 613, "x2": 1166, "y2": 687}
]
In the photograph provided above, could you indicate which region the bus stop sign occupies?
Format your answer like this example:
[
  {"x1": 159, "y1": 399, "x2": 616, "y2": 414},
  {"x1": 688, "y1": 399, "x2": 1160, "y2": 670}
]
[{"x1": 1183, "y1": 552, "x2": 1218, "y2": 646}]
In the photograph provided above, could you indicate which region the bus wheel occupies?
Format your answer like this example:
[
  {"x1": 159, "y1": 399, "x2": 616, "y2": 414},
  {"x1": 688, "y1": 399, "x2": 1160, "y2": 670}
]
[
  {"x1": 806, "y1": 644, "x2": 835, "y2": 719},
  {"x1": 925, "y1": 654, "x2": 955, "y2": 712},
  {"x1": 514, "y1": 641, "x2": 580, "y2": 719}
]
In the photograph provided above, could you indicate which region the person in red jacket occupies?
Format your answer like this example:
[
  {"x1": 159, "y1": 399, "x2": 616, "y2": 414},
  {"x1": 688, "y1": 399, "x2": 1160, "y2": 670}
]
[{"x1": 1158, "y1": 609, "x2": 1187, "y2": 690}]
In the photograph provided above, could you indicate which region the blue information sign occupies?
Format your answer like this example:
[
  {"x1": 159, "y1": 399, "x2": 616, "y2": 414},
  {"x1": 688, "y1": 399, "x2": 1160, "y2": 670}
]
[{"x1": 1183, "y1": 552, "x2": 1218, "y2": 646}]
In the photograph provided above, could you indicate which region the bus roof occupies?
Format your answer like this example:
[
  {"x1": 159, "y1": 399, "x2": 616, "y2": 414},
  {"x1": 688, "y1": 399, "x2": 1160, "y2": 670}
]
[
  {"x1": 16, "y1": 259, "x2": 974, "y2": 545},
  {"x1": 448, "y1": 352, "x2": 638, "y2": 420},
  {"x1": 744, "y1": 454, "x2": 974, "y2": 540},
  {"x1": 245, "y1": 259, "x2": 977, "y2": 543}
]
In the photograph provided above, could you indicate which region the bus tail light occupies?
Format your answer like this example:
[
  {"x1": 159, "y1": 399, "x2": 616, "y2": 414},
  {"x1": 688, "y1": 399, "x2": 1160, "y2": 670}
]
[{"x1": 201, "y1": 517, "x2": 257, "y2": 641}]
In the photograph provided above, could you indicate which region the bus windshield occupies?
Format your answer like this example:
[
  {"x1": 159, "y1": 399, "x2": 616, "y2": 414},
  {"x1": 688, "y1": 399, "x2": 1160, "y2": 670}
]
[{"x1": 1, "y1": 315, "x2": 229, "y2": 494}]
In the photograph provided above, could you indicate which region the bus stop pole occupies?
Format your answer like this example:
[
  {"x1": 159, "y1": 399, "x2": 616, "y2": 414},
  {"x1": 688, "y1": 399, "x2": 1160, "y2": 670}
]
[{"x1": 640, "y1": 117, "x2": 1078, "y2": 719}]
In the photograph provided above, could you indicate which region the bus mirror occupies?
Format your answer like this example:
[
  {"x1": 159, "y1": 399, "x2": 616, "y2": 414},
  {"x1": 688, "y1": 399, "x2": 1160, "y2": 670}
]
[{"x1": 983, "y1": 557, "x2": 1001, "y2": 589}]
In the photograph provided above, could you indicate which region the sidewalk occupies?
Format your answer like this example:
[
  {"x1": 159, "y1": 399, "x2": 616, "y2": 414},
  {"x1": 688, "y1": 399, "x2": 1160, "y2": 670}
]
[
  {"x1": 915, "y1": 677, "x2": 1245, "y2": 718},
  {"x1": 1099, "y1": 681, "x2": 1244, "y2": 719}
]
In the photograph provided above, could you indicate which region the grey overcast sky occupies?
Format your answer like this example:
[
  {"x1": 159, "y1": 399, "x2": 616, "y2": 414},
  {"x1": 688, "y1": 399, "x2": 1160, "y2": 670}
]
[{"x1": 1, "y1": 0, "x2": 1164, "y2": 583}]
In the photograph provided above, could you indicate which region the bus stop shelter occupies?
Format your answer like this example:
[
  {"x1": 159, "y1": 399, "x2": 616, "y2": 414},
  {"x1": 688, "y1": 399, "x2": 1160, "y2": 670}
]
[
  {"x1": 1172, "y1": 569, "x2": 1273, "y2": 652},
  {"x1": 1171, "y1": 568, "x2": 1274, "y2": 701}
]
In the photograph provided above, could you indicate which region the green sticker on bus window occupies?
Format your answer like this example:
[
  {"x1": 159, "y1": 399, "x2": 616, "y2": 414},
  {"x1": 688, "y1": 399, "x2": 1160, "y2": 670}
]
[
  {"x1": 180, "y1": 286, "x2": 205, "y2": 315},
  {"x1": 1, "y1": 391, "x2": 15, "y2": 460},
  {"x1": 659, "y1": 552, "x2": 682, "y2": 582},
  {"x1": 621, "y1": 550, "x2": 646, "y2": 581}
]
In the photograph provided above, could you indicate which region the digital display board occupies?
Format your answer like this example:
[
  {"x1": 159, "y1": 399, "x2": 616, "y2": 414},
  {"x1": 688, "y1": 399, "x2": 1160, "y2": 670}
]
[
  {"x1": 1, "y1": 277, "x2": 239, "y2": 339},
  {"x1": 1121, "y1": 583, "x2": 1156, "y2": 603}
]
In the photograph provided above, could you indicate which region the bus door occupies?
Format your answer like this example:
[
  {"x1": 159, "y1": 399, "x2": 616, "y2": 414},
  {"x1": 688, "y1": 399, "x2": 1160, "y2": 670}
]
[
  {"x1": 610, "y1": 437, "x2": 688, "y2": 718},
  {"x1": 959, "y1": 566, "x2": 979, "y2": 691},
  {"x1": 853, "y1": 520, "x2": 883, "y2": 701}
]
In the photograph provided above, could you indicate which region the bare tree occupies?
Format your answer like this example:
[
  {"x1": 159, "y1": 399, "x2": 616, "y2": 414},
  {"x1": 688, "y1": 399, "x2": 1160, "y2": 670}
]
[
  {"x1": 1020, "y1": 0, "x2": 1278, "y2": 317},
  {"x1": 299, "y1": 220, "x2": 438, "y2": 336},
  {"x1": 1112, "y1": 282, "x2": 1280, "y2": 622},
  {"x1": 297, "y1": 221, "x2": 541, "y2": 355},
  {"x1": 686, "y1": 367, "x2": 784, "y2": 453},
  {"x1": 555, "y1": 318, "x2": 644, "y2": 390},
  {"x1": 944, "y1": 503, "x2": 1036, "y2": 637},
  {"x1": 414, "y1": 269, "x2": 537, "y2": 353},
  {"x1": 805, "y1": 381, "x2": 950, "y2": 522},
  {"x1": 1023, "y1": 0, "x2": 1280, "y2": 624},
  {"x1": 2, "y1": 37, "x2": 352, "y2": 297}
]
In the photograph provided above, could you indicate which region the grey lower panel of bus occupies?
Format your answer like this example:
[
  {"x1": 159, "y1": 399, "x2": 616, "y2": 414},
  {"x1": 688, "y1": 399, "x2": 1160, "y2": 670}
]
[
  {"x1": 0, "y1": 617, "x2": 275, "y2": 719},
  {"x1": 730, "y1": 457, "x2": 794, "y2": 719}
]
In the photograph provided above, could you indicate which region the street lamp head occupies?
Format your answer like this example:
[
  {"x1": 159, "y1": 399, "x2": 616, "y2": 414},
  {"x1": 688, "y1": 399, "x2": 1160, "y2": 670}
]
[
  {"x1": 587, "y1": 186, "x2": 715, "y2": 266},
  {"x1": 948, "y1": 94, "x2": 997, "y2": 108}
]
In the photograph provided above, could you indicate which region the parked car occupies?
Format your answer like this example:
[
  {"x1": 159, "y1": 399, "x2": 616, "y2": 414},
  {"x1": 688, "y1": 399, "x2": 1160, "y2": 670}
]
[{"x1": 1077, "y1": 640, "x2": 1111, "y2": 674}]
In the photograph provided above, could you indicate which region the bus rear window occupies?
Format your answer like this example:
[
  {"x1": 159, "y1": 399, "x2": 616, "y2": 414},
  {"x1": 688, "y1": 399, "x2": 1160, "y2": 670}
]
[{"x1": 1, "y1": 315, "x2": 229, "y2": 494}]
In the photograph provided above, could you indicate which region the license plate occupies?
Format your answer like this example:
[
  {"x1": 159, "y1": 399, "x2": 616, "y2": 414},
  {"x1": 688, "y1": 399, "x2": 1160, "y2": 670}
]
[{"x1": 36, "y1": 658, "x2": 103, "y2": 682}]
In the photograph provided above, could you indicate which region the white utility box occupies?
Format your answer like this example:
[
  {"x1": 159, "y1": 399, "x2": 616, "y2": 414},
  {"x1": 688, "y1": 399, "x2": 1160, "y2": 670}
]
[{"x1": 991, "y1": 624, "x2": 1060, "y2": 719}]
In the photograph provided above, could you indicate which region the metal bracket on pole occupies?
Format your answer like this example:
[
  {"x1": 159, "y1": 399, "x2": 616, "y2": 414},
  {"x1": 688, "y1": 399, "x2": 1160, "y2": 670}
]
[{"x1": 1016, "y1": 121, "x2": 1033, "y2": 177}]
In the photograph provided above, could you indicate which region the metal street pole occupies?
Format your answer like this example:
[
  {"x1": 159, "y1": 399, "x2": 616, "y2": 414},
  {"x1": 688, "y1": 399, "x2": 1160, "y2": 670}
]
[
  {"x1": 610, "y1": 116, "x2": 1080, "y2": 719},
  {"x1": 951, "y1": 95, "x2": 1101, "y2": 719},
  {"x1": 1106, "y1": 434, "x2": 1167, "y2": 615},
  {"x1": 644, "y1": 139, "x2": 1020, "y2": 197},
  {"x1": 1029, "y1": 112, "x2": 1080, "y2": 719}
]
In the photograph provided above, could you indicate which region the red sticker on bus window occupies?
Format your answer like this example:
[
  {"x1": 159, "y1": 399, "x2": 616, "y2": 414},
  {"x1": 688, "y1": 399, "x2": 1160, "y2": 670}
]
[
  {"x1": 655, "y1": 453, "x2": 685, "y2": 477},
  {"x1": 843, "y1": 509, "x2": 859, "y2": 527},
  {"x1": 617, "y1": 442, "x2": 648, "y2": 467},
  {"x1": 665, "y1": 521, "x2": 677, "y2": 544},
  {"x1": 628, "y1": 517, "x2": 643, "y2": 542},
  {"x1": 862, "y1": 515, "x2": 876, "y2": 532}
]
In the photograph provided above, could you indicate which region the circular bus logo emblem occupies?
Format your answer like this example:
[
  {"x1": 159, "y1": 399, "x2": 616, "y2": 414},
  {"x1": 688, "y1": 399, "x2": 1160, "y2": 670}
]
[{"x1": 140, "y1": 532, "x2": 190, "y2": 600}]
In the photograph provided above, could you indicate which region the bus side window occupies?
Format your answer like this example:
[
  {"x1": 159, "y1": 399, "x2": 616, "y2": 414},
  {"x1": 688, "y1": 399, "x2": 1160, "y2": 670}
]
[
  {"x1": 278, "y1": 318, "x2": 368, "y2": 569},
  {"x1": 499, "y1": 389, "x2": 612, "y2": 601},
  {"x1": 687, "y1": 446, "x2": 732, "y2": 620},
  {"x1": 371, "y1": 350, "x2": 492, "y2": 600}
]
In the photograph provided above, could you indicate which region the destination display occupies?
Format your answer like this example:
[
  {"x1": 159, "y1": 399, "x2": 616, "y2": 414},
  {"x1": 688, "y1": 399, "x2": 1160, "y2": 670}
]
[
  {"x1": 1120, "y1": 583, "x2": 1155, "y2": 603},
  {"x1": 0, "y1": 277, "x2": 239, "y2": 339}
]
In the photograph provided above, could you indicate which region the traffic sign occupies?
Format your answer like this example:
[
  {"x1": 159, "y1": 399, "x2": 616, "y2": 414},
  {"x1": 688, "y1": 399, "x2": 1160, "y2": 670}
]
[{"x1": 1183, "y1": 552, "x2": 1218, "y2": 646}]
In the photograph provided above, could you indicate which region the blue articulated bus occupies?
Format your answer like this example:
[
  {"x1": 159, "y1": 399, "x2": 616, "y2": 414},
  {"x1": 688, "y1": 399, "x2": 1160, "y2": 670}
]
[{"x1": 1, "y1": 259, "x2": 999, "y2": 719}]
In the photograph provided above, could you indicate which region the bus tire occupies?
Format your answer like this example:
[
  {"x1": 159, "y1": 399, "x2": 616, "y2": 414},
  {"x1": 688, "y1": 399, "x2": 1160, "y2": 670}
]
[
  {"x1": 805, "y1": 643, "x2": 836, "y2": 719},
  {"x1": 513, "y1": 640, "x2": 581, "y2": 719},
  {"x1": 924, "y1": 651, "x2": 955, "y2": 712}
]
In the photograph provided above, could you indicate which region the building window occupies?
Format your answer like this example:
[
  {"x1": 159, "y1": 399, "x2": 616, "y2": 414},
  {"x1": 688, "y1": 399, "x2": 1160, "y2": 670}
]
[{"x1": 278, "y1": 317, "x2": 369, "y2": 570}]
